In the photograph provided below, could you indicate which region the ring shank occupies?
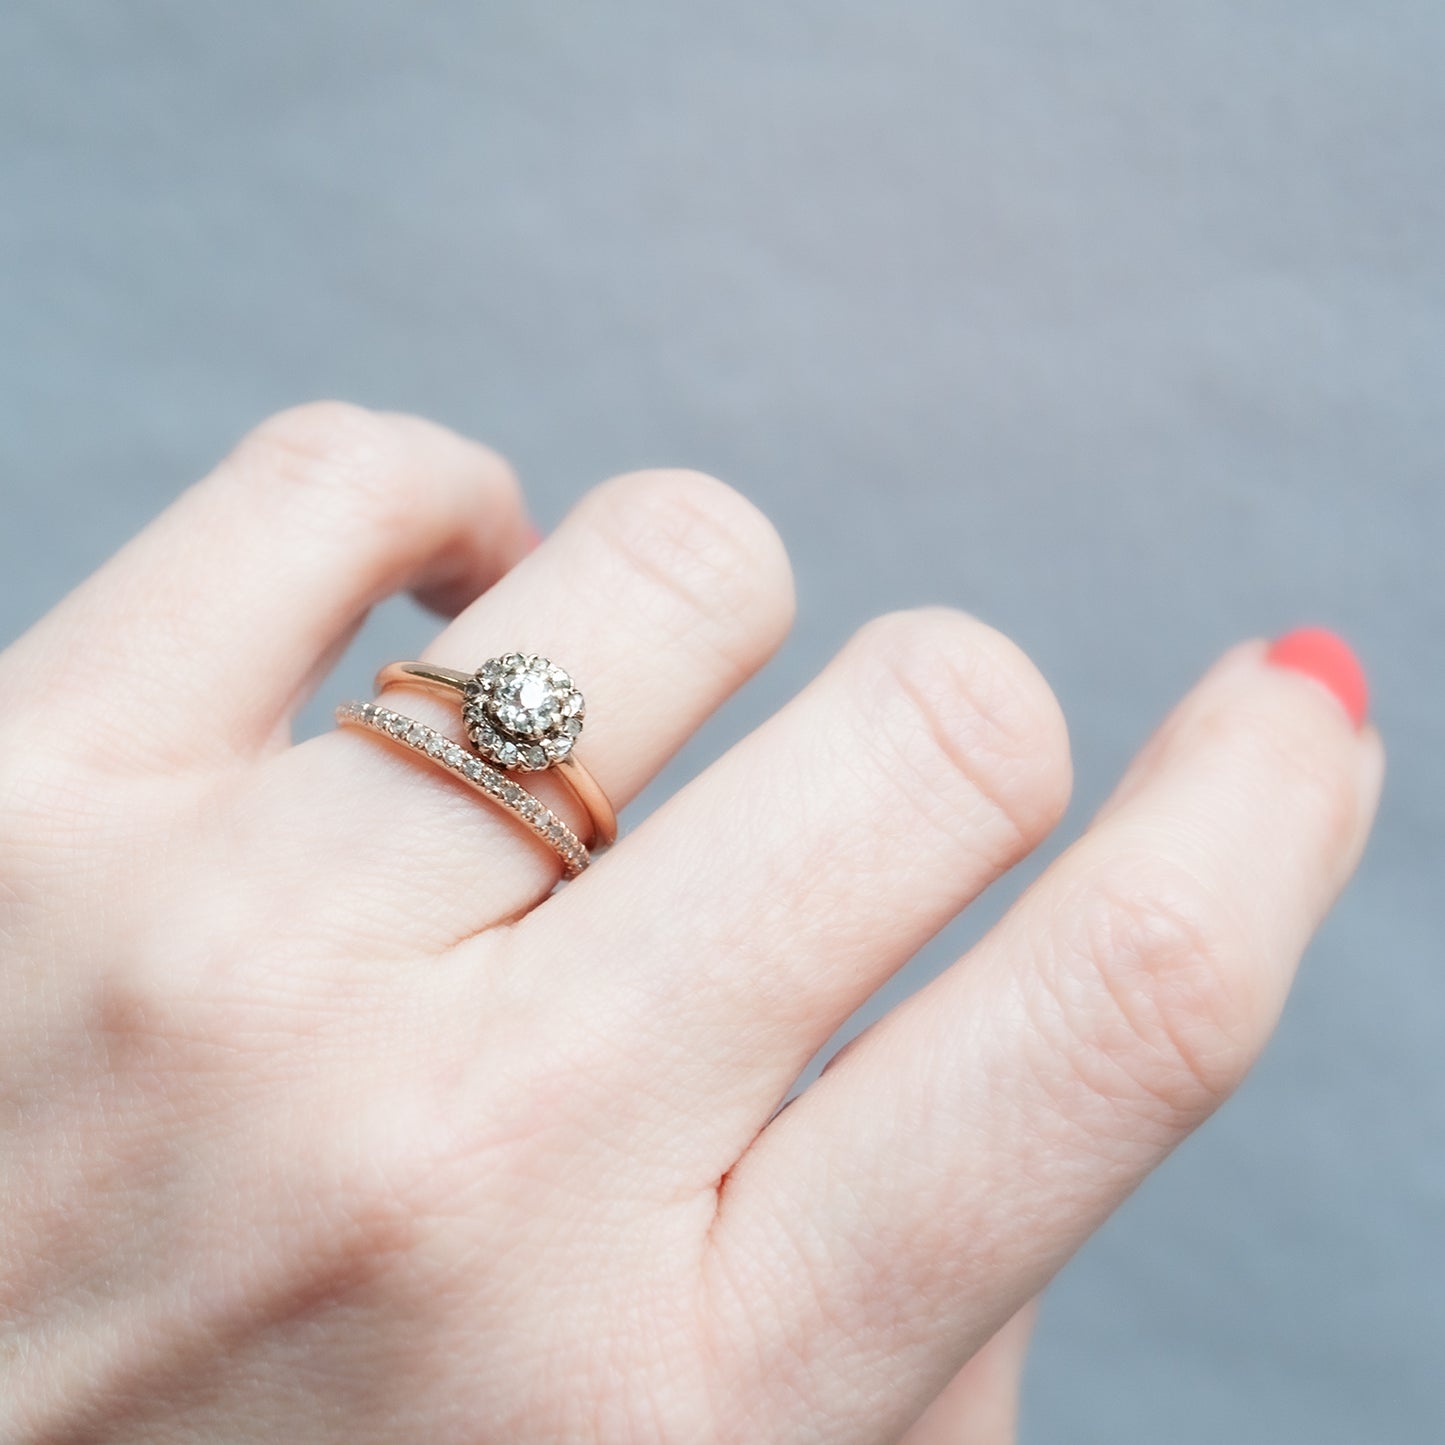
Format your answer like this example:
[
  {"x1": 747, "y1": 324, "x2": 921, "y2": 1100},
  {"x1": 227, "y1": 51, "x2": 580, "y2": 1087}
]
[{"x1": 374, "y1": 660, "x2": 618, "y2": 849}]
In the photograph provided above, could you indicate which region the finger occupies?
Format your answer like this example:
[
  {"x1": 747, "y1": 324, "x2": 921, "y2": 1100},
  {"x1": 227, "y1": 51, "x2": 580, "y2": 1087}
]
[
  {"x1": 0, "y1": 403, "x2": 531, "y2": 767},
  {"x1": 897, "y1": 1303, "x2": 1037, "y2": 1445},
  {"x1": 506, "y1": 607, "x2": 1071, "y2": 1177},
  {"x1": 702, "y1": 636, "x2": 1383, "y2": 1442},
  {"x1": 273, "y1": 467, "x2": 794, "y2": 949}
]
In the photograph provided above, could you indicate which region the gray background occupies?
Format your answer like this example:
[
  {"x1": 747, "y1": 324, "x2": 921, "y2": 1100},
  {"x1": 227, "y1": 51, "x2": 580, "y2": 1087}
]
[{"x1": 2, "y1": 4, "x2": 1441, "y2": 1440}]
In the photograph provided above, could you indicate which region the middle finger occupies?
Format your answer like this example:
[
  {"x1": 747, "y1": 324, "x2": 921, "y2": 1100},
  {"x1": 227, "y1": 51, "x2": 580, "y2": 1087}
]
[{"x1": 507, "y1": 606, "x2": 1073, "y2": 1175}]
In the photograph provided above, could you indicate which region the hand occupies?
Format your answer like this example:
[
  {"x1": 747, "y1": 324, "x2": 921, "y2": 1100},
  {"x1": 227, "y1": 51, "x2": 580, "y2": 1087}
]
[{"x1": 0, "y1": 404, "x2": 1382, "y2": 1443}]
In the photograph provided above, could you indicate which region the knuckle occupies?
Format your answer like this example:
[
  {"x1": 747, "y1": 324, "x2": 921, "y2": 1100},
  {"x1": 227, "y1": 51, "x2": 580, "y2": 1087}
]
[
  {"x1": 87, "y1": 965, "x2": 207, "y2": 1069},
  {"x1": 238, "y1": 400, "x2": 401, "y2": 488},
  {"x1": 1038, "y1": 849, "x2": 1261, "y2": 1128},
  {"x1": 853, "y1": 608, "x2": 1072, "y2": 852},
  {"x1": 585, "y1": 469, "x2": 794, "y2": 660},
  {"x1": 235, "y1": 403, "x2": 521, "y2": 548},
  {"x1": 231, "y1": 401, "x2": 439, "y2": 537},
  {"x1": 197, "y1": 1101, "x2": 448, "y2": 1335},
  {"x1": 376, "y1": 410, "x2": 522, "y2": 506},
  {"x1": 291, "y1": 1100, "x2": 438, "y2": 1264}
]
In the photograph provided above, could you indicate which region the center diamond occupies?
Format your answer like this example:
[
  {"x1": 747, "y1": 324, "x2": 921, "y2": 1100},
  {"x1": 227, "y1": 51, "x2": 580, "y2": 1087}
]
[{"x1": 493, "y1": 668, "x2": 562, "y2": 738}]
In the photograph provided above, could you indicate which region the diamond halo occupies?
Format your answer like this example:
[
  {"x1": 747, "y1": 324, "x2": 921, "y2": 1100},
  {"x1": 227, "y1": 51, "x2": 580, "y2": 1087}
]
[{"x1": 463, "y1": 652, "x2": 586, "y2": 772}]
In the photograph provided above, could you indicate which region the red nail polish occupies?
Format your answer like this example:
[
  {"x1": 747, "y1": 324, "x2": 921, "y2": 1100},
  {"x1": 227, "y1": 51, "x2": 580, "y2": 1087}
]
[{"x1": 1265, "y1": 627, "x2": 1369, "y2": 728}]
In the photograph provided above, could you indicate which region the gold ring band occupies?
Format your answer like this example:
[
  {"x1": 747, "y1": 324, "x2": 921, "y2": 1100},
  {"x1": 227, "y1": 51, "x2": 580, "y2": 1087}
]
[
  {"x1": 374, "y1": 657, "x2": 618, "y2": 851},
  {"x1": 335, "y1": 701, "x2": 589, "y2": 877}
]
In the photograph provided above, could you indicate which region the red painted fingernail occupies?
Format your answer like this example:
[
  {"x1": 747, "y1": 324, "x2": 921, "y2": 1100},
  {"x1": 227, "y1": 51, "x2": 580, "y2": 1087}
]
[{"x1": 1265, "y1": 627, "x2": 1369, "y2": 729}]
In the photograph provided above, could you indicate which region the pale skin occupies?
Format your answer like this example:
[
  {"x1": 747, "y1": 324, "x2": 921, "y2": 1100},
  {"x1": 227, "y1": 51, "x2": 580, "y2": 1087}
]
[{"x1": 0, "y1": 403, "x2": 1383, "y2": 1443}]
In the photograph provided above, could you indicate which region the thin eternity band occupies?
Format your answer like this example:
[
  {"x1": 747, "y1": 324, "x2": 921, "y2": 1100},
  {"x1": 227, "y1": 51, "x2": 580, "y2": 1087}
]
[{"x1": 335, "y1": 701, "x2": 589, "y2": 877}]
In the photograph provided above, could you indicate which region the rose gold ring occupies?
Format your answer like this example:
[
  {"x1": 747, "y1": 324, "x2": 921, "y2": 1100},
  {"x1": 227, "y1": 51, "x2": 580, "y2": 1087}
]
[
  {"x1": 333, "y1": 700, "x2": 589, "y2": 877},
  {"x1": 372, "y1": 654, "x2": 618, "y2": 851}
]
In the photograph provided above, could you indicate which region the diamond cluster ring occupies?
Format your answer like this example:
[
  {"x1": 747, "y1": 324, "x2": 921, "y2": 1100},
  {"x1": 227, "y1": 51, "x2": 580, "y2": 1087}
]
[
  {"x1": 462, "y1": 653, "x2": 586, "y2": 771},
  {"x1": 359, "y1": 654, "x2": 618, "y2": 853}
]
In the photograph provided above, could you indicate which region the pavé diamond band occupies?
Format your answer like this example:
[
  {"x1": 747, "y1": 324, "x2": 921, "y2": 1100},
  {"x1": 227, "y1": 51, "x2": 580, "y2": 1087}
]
[
  {"x1": 372, "y1": 654, "x2": 618, "y2": 850},
  {"x1": 334, "y1": 701, "x2": 590, "y2": 877}
]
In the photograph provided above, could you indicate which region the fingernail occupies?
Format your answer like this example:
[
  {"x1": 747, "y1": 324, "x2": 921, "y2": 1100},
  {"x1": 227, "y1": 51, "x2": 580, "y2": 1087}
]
[{"x1": 1265, "y1": 627, "x2": 1369, "y2": 729}]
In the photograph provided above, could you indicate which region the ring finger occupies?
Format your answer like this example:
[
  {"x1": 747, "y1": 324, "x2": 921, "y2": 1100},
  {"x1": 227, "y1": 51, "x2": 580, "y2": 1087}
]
[{"x1": 269, "y1": 464, "x2": 794, "y2": 949}]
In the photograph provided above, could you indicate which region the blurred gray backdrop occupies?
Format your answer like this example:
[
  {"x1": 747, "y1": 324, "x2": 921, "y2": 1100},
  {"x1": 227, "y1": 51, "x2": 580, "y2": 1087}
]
[{"x1": 2, "y1": 4, "x2": 1441, "y2": 1441}]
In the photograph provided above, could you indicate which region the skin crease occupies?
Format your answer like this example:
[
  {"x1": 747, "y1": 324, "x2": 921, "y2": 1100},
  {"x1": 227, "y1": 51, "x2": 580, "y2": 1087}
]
[{"x1": 0, "y1": 404, "x2": 1383, "y2": 1445}]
